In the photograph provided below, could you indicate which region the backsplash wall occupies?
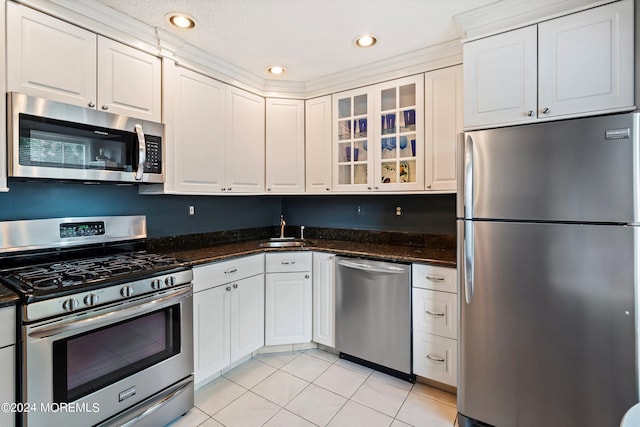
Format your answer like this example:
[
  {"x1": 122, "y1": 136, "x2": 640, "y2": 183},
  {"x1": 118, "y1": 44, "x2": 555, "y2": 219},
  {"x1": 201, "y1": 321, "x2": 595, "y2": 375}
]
[
  {"x1": 0, "y1": 181, "x2": 281, "y2": 237},
  {"x1": 281, "y1": 194, "x2": 456, "y2": 234},
  {"x1": 0, "y1": 181, "x2": 456, "y2": 237}
]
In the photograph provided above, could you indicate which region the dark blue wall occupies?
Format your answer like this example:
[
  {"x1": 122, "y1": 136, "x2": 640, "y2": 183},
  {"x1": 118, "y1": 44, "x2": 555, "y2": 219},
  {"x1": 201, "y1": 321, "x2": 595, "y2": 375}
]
[
  {"x1": 281, "y1": 194, "x2": 456, "y2": 234},
  {"x1": 0, "y1": 181, "x2": 282, "y2": 237},
  {"x1": 0, "y1": 181, "x2": 456, "y2": 237}
]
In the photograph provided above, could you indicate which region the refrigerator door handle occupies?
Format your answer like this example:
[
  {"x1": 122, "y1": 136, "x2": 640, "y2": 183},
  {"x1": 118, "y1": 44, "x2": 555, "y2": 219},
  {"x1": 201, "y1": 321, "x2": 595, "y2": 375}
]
[
  {"x1": 464, "y1": 134, "x2": 474, "y2": 219},
  {"x1": 464, "y1": 221, "x2": 474, "y2": 304},
  {"x1": 456, "y1": 133, "x2": 465, "y2": 218}
]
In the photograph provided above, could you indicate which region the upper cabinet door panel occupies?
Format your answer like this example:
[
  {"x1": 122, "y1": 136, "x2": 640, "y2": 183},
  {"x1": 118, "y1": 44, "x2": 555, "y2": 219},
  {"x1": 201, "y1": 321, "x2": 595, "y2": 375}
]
[
  {"x1": 266, "y1": 98, "x2": 305, "y2": 194},
  {"x1": 97, "y1": 37, "x2": 161, "y2": 122},
  {"x1": 305, "y1": 96, "x2": 332, "y2": 193},
  {"x1": 172, "y1": 67, "x2": 227, "y2": 193},
  {"x1": 226, "y1": 87, "x2": 265, "y2": 193},
  {"x1": 7, "y1": 2, "x2": 97, "y2": 107},
  {"x1": 538, "y1": 0, "x2": 634, "y2": 118},
  {"x1": 463, "y1": 25, "x2": 537, "y2": 129}
]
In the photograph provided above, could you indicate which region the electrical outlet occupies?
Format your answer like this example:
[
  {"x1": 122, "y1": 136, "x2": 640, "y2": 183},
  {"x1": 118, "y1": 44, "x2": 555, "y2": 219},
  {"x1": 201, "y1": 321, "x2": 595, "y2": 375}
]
[
  {"x1": 188, "y1": 205, "x2": 195, "y2": 216},
  {"x1": 356, "y1": 205, "x2": 364, "y2": 216},
  {"x1": 396, "y1": 206, "x2": 402, "y2": 216}
]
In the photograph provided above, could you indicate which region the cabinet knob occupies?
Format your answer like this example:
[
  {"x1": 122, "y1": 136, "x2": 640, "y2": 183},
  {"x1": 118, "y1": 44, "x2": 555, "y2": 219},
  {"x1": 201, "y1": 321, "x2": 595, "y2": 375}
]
[
  {"x1": 542, "y1": 108, "x2": 550, "y2": 114},
  {"x1": 305, "y1": 274, "x2": 310, "y2": 279},
  {"x1": 101, "y1": 105, "x2": 109, "y2": 110},
  {"x1": 367, "y1": 186, "x2": 372, "y2": 190},
  {"x1": 88, "y1": 101, "x2": 96, "y2": 108},
  {"x1": 227, "y1": 187, "x2": 232, "y2": 191},
  {"x1": 426, "y1": 184, "x2": 431, "y2": 189},
  {"x1": 226, "y1": 286, "x2": 231, "y2": 291},
  {"x1": 233, "y1": 283, "x2": 238, "y2": 289},
  {"x1": 326, "y1": 187, "x2": 330, "y2": 191},
  {"x1": 221, "y1": 188, "x2": 226, "y2": 191},
  {"x1": 374, "y1": 186, "x2": 379, "y2": 190},
  {"x1": 267, "y1": 188, "x2": 271, "y2": 191},
  {"x1": 526, "y1": 110, "x2": 535, "y2": 117}
]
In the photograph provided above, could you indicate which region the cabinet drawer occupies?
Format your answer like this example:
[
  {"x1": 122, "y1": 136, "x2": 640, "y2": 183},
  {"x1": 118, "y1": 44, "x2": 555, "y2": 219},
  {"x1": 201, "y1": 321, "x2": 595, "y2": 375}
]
[
  {"x1": 0, "y1": 306, "x2": 15, "y2": 348},
  {"x1": 412, "y1": 264, "x2": 456, "y2": 293},
  {"x1": 193, "y1": 254, "x2": 264, "y2": 292},
  {"x1": 412, "y1": 288, "x2": 457, "y2": 339},
  {"x1": 265, "y1": 252, "x2": 312, "y2": 273},
  {"x1": 413, "y1": 332, "x2": 457, "y2": 387}
]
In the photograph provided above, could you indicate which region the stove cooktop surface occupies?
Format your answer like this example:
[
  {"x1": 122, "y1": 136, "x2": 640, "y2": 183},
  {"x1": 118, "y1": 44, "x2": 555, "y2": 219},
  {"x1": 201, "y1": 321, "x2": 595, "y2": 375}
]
[{"x1": 0, "y1": 252, "x2": 188, "y2": 297}]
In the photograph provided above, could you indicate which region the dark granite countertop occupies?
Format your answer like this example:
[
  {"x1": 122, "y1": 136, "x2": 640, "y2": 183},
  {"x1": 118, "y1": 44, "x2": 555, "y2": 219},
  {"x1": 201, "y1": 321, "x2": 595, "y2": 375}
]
[
  {"x1": 151, "y1": 227, "x2": 456, "y2": 268},
  {"x1": 0, "y1": 284, "x2": 19, "y2": 307}
]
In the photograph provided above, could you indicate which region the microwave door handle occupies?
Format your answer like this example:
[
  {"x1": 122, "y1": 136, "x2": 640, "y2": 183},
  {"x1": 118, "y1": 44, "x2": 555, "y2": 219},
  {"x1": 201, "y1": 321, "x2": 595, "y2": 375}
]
[{"x1": 134, "y1": 124, "x2": 146, "y2": 181}]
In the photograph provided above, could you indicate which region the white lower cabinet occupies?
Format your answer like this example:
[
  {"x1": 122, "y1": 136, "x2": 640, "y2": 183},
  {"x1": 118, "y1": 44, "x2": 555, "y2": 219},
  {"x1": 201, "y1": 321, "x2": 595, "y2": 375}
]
[
  {"x1": 312, "y1": 252, "x2": 335, "y2": 347},
  {"x1": 0, "y1": 306, "x2": 15, "y2": 427},
  {"x1": 265, "y1": 252, "x2": 312, "y2": 345},
  {"x1": 193, "y1": 254, "x2": 264, "y2": 386},
  {"x1": 412, "y1": 264, "x2": 457, "y2": 387}
]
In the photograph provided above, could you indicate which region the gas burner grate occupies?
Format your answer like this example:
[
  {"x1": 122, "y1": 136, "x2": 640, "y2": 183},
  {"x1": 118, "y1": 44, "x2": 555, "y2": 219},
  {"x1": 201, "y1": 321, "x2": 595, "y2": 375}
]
[{"x1": 6, "y1": 252, "x2": 183, "y2": 293}]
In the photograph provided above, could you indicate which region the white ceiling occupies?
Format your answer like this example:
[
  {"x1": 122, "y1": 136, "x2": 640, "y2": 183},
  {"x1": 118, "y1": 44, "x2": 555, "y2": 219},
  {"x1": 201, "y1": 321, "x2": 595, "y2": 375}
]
[{"x1": 94, "y1": 0, "x2": 499, "y2": 83}]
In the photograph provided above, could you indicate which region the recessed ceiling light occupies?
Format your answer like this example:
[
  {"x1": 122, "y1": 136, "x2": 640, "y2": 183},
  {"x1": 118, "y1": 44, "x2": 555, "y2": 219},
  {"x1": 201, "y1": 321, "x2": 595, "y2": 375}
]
[
  {"x1": 166, "y1": 12, "x2": 196, "y2": 29},
  {"x1": 355, "y1": 34, "x2": 378, "y2": 48},
  {"x1": 266, "y1": 66, "x2": 286, "y2": 75}
]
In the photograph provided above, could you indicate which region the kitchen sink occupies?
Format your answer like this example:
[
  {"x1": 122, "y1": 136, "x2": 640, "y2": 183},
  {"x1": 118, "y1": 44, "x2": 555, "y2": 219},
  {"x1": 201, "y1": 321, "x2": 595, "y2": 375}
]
[{"x1": 258, "y1": 238, "x2": 313, "y2": 248}]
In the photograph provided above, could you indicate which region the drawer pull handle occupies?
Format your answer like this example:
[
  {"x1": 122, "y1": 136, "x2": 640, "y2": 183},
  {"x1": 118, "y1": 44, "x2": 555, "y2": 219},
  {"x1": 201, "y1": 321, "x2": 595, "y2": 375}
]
[
  {"x1": 224, "y1": 268, "x2": 238, "y2": 274},
  {"x1": 426, "y1": 354, "x2": 446, "y2": 363},
  {"x1": 426, "y1": 275, "x2": 445, "y2": 282},
  {"x1": 281, "y1": 261, "x2": 296, "y2": 265},
  {"x1": 426, "y1": 310, "x2": 445, "y2": 317}
]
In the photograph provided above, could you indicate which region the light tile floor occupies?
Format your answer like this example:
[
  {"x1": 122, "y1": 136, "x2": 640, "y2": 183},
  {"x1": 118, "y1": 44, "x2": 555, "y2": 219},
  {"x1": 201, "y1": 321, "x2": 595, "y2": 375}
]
[{"x1": 167, "y1": 349, "x2": 457, "y2": 427}]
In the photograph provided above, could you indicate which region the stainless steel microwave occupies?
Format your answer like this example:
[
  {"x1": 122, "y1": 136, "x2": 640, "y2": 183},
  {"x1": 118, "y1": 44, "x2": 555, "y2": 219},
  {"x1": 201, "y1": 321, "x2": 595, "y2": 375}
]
[{"x1": 8, "y1": 92, "x2": 164, "y2": 183}]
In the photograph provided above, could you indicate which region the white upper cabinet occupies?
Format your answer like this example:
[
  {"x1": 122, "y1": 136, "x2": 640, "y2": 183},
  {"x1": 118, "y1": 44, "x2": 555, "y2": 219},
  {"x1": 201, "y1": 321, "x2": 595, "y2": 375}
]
[
  {"x1": 463, "y1": 26, "x2": 537, "y2": 129},
  {"x1": 7, "y1": 2, "x2": 161, "y2": 122},
  {"x1": 425, "y1": 65, "x2": 463, "y2": 193},
  {"x1": 96, "y1": 37, "x2": 161, "y2": 121},
  {"x1": 157, "y1": 64, "x2": 265, "y2": 195},
  {"x1": 537, "y1": 0, "x2": 634, "y2": 118},
  {"x1": 464, "y1": 0, "x2": 634, "y2": 129},
  {"x1": 168, "y1": 65, "x2": 226, "y2": 193},
  {"x1": 8, "y1": 2, "x2": 97, "y2": 107},
  {"x1": 226, "y1": 86, "x2": 266, "y2": 193},
  {"x1": 305, "y1": 96, "x2": 332, "y2": 193},
  {"x1": 266, "y1": 98, "x2": 305, "y2": 194},
  {"x1": 332, "y1": 75, "x2": 424, "y2": 192}
]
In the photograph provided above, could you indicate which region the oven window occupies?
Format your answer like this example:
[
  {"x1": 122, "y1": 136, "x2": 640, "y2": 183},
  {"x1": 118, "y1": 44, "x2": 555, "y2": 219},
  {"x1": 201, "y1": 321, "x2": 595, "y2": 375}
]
[{"x1": 52, "y1": 304, "x2": 181, "y2": 403}]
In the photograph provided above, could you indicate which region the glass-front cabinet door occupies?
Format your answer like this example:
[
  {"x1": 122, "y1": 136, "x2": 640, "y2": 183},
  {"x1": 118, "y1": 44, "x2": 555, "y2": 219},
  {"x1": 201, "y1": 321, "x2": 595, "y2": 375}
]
[
  {"x1": 332, "y1": 88, "x2": 373, "y2": 191},
  {"x1": 374, "y1": 75, "x2": 424, "y2": 191},
  {"x1": 332, "y1": 75, "x2": 424, "y2": 192}
]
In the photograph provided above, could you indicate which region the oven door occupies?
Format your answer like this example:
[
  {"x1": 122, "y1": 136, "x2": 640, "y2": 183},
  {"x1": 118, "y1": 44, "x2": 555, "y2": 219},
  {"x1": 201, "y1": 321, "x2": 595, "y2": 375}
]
[{"x1": 23, "y1": 286, "x2": 193, "y2": 427}]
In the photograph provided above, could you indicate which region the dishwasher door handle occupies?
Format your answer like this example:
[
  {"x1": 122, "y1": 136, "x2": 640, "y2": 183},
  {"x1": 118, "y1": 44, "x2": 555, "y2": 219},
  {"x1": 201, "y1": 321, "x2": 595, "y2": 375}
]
[{"x1": 337, "y1": 259, "x2": 407, "y2": 274}]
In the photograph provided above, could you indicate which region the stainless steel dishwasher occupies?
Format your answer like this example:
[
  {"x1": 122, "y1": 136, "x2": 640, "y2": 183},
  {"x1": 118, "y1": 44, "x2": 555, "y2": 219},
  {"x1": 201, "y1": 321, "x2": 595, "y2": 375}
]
[{"x1": 335, "y1": 257, "x2": 413, "y2": 382}]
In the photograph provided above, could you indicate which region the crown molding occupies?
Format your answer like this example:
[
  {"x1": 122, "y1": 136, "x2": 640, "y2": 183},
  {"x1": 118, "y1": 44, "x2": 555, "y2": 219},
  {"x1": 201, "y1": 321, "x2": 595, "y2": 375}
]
[{"x1": 454, "y1": 0, "x2": 617, "y2": 41}]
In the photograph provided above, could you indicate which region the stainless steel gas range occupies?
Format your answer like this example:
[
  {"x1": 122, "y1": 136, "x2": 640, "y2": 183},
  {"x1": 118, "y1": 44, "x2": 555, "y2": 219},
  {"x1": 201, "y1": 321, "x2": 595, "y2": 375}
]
[{"x1": 0, "y1": 216, "x2": 194, "y2": 427}]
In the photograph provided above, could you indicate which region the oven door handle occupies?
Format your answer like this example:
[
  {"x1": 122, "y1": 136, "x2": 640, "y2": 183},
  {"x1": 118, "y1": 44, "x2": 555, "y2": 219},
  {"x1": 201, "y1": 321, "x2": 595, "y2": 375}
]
[{"x1": 28, "y1": 287, "x2": 192, "y2": 339}]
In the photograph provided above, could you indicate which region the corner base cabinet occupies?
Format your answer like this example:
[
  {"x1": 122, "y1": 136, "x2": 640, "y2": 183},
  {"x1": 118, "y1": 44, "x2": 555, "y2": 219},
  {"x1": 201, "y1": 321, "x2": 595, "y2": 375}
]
[
  {"x1": 412, "y1": 264, "x2": 457, "y2": 387},
  {"x1": 265, "y1": 252, "x2": 312, "y2": 345}
]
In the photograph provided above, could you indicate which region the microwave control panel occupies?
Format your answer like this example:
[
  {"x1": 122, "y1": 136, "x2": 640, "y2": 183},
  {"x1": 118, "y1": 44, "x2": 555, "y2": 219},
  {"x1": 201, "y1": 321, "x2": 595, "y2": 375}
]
[{"x1": 144, "y1": 135, "x2": 162, "y2": 174}]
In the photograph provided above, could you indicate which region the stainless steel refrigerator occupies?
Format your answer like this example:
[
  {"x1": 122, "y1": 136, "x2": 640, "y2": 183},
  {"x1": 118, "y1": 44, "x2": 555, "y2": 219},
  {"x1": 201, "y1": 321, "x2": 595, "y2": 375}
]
[{"x1": 457, "y1": 113, "x2": 639, "y2": 427}]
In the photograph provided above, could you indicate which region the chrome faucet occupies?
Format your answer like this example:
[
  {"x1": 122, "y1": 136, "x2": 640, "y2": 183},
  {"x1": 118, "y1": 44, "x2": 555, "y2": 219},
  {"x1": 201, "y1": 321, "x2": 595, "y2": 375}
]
[{"x1": 279, "y1": 215, "x2": 286, "y2": 239}]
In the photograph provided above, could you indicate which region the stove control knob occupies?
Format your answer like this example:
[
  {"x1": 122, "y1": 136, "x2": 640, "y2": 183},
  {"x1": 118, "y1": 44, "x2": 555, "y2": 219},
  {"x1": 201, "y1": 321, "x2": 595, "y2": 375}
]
[
  {"x1": 165, "y1": 276, "x2": 176, "y2": 287},
  {"x1": 83, "y1": 294, "x2": 99, "y2": 306},
  {"x1": 62, "y1": 298, "x2": 79, "y2": 312},
  {"x1": 120, "y1": 286, "x2": 133, "y2": 298},
  {"x1": 151, "y1": 279, "x2": 163, "y2": 290}
]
